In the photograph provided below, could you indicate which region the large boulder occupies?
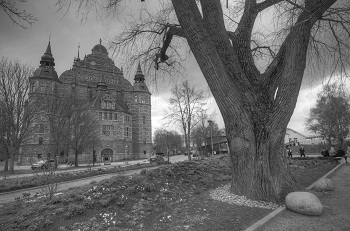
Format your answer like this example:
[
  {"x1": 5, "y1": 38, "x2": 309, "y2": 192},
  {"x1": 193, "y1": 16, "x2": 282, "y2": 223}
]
[
  {"x1": 285, "y1": 192, "x2": 323, "y2": 216},
  {"x1": 313, "y1": 178, "x2": 334, "y2": 191}
]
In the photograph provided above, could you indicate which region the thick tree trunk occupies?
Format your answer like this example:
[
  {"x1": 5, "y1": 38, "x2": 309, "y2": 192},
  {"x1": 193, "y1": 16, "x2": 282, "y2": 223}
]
[
  {"x1": 226, "y1": 113, "x2": 298, "y2": 203},
  {"x1": 9, "y1": 152, "x2": 15, "y2": 174},
  {"x1": 3, "y1": 158, "x2": 9, "y2": 172}
]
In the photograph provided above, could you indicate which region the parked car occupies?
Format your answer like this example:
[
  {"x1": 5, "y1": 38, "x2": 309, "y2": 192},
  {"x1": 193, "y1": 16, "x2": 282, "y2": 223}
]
[
  {"x1": 149, "y1": 155, "x2": 165, "y2": 165},
  {"x1": 191, "y1": 153, "x2": 199, "y2": 160},
  {"x1": 31, "y1": 159, "x2": 55, "y2": 170}
]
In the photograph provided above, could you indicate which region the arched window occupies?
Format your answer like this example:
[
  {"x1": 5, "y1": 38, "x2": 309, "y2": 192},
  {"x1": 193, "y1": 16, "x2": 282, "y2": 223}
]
[{"x1": 142, "y1": 115, "x2": 146, "y2": 125}]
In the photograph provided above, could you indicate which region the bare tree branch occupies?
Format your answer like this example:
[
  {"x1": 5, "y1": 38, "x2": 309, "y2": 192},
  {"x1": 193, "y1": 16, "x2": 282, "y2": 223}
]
[{"x1": 0, "y1": 0, "x2": 37, "y2": 28}]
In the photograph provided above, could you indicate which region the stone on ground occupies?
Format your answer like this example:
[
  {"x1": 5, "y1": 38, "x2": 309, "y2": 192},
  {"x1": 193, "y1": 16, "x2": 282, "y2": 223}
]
[
  {"x1": 313, "y1": 178, "x2": 334, "y2": 191},
  {"x1": 285, "y1": 192, "x2": 323, "y2": 216}
]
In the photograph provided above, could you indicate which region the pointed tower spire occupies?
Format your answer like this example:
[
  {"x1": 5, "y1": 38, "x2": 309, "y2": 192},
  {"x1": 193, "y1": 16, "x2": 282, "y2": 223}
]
[
  {"x1": 74, "y1": 43, "x2": 81, "y2": 62},
  {"x1": 134, "y1": 62, "x2": 145, "y2": 83},
  {"x1": 40, "y1": 41, "x2": 55, "y2": 67},
  {"x1": 45, "y1": 41, "x2": 52, "y2": 55}
]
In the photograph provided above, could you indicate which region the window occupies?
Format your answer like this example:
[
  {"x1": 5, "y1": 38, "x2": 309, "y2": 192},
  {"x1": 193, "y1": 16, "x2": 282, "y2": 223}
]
[
  {"x1": 38, "y1": 124, "x2": 45, "y2": 134},
  {"x1": 143, "y1": 128, "x2": 146, "y2": 137},
  {"x1": 125, "y1": 127, "x2": 129, "y2": 137},
  {"x1": 104, "y1": 113, "x2": 108, "y2": 120},
  {"x1": 99, "y1": 112, "x2": 102, "y2": 120},
  {"x1": 141, "y1": 94, "x2": 145, "y2": 103},
  {"x1": 143, "y1": 150, "x2": 146, "y2": 155},
  {"x1": 37, "y1": 154, "x2": 42, "y2": 159},
  {"x1": 114, "y1": 113, "x2": 118, "y2": 120},
  {"x1": 125, "y1": 115, "x2": 130, "y2": 123},
  {"x1": 31, "y1": 83, "x2": 35, "y2": 92},
  {"x1": 134, "y1": 95, "x2": 138, "y2": 102},
  {"x1": 38, "y1": 137, "x2": 43, "y2": 145},
  {"x1": 109, "y1": 113, "x2": 113, "y2": 120},
  {"x1": 142, "y1": 115, "x2": 146, "y2": 125},
  {"x1": 102, "y1": 125, "x2": 114, "y2": 136}
]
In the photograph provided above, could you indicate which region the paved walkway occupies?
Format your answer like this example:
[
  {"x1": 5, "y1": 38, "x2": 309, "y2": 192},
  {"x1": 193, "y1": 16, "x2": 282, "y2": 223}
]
[
  {"x1": 0, "y1": 155, "x2": 188, "y2": 179},
  {"x1": 262, "y1": 163, "x2": 350, "y2": 231}
]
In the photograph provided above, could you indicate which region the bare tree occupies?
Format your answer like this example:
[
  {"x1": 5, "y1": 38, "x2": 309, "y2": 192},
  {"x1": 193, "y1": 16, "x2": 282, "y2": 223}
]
[
  {"x1": 306, "y1": 83, "x2": 350, "y2": 146},
  {"x1": 164, "y1": 80, "x2": 206, "y2": 160},
  {"x1": 0, "y1": 58, "x2": 36, "y2": 173},
  {"x1": 191, "y1": 109, "x2": 217, "y2": 158},
  {"x1": 153, "y1": 128, "x2": 182, "y2": 156},
  {"x1": 43, "y1": 95, "x2": 75, "y2": 167},
  {"x1": 59, "y1": 0, "x2": 350, "y2": 202},
  {"x1": 1, "y1": 0, "x2": 37, "y2": 28},
  {"x1": 69, "y1": 104, "x2": 100, "y2": 167}
]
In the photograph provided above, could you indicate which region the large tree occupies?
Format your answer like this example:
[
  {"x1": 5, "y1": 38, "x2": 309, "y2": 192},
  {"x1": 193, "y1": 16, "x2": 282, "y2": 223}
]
[
  {"x1": 164, "y1": 80, "x2": 206, "y2": 161},
  {"x1": 43, "y1": 95, "x2": 76, "y2": 166},
  {"x1": 0, "y1": 58, "x2": 36, "y2": 173},
  {"x1": 306, "y1": 83, "x2": 350, "y2": 146},
  {"x1": 69, "y1": 104, "x2": 100, "y2": 167},
  {"x1": 60, "y1": 0, "x2": 350, "y2": 202}
]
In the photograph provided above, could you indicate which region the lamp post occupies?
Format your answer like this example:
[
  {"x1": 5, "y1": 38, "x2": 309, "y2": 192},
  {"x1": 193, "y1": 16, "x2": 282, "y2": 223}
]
[
  {"x1": 92, "y1": 140, "x2": 96, "y2": 166},
  {"x1": 208, "y1": 120, "x2": 214, "y2": 157},
  {"x1": 167, "y1": 132, "x2": 170, "y2": 163},
  {"x1": 125, "y1": 144, "x2": 129, "y2": 165}
]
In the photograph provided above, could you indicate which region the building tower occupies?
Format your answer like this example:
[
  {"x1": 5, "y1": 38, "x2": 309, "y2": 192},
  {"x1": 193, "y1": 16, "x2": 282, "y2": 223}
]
[
  {"x1": 131, "y1": 63, "x2": 152, "y2": 157},
  {"x1": 26, "y1": 41, "x2": 60, "y2": 160},
  {"x1": 29, "y1": 41, "x2": 59, "y2": 98}
]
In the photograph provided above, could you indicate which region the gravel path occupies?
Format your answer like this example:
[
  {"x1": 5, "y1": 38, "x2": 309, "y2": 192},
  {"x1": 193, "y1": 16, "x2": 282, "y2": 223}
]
[
  {"x1": 209, "y1": 184, "x2": 280, "y2": 210},
  {"x1": 0, "y1": 167, "x2": 157, "y2": 204},
  {"x1": 262, "y1": 164, "x2": 350, "y2": 231}
]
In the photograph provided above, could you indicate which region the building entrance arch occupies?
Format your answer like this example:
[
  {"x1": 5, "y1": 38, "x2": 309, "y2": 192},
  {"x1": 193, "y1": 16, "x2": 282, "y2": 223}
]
[{"x1": 101, "y1": 148, "x2": 113, "y2": 162}]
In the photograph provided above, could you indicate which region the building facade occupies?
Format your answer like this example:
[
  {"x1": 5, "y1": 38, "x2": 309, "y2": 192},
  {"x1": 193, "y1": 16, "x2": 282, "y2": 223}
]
[{"x1": 20, "y1": 40, "x2": 152, "y2": 164}]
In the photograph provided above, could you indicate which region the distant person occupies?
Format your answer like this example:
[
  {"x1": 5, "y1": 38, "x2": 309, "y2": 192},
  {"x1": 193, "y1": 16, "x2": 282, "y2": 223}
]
[
  {"x1": 287, "y1": 147, "x2": 293, "y2": 158},
  {"x1": 329, "y1": 146, "x2": 336, "y2": 157},
  {"x1": 345, "y1": 145, "x2": 350, "y2": 163},
  {"x1": 321, "y1": 148, "x2": 329, "y2": 157},
  {"x1": 334, "y1": 146, "x2": 345, "y2": 158},
  {"x1": 299, "y1": 146, "x2": 306, "y2": 157}
]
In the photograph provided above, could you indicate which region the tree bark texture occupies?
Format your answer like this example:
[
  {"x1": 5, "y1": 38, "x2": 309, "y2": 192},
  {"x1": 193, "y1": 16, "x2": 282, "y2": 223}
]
[{"x1": 171, "y1": 0, "x2": 336, "y2": 202}]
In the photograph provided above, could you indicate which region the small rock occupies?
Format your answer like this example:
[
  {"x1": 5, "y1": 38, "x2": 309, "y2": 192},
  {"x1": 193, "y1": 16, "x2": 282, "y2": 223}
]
[
  {"x1": 285, "y1": 192, "x2": 323, "y2": 216},
  {"x1": 313, "y1": 178, "x2": 334, "y2": 191}
]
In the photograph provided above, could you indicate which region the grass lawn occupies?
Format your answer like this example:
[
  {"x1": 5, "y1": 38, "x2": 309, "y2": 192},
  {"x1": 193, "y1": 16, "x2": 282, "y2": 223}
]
[{"x1": 0, "y1": 155, "x2": 338, "y2": 231}]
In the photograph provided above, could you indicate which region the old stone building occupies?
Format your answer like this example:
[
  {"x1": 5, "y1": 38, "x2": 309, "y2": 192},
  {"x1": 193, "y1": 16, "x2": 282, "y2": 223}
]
[{"x1": 20, "y1": 40, "x2": 152, "y2": 164}]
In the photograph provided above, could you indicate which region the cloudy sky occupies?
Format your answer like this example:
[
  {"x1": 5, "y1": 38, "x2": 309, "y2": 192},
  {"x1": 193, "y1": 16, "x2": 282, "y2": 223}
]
[{"x1": 0, "y1": 0, "x2": 330, "y2": 137}]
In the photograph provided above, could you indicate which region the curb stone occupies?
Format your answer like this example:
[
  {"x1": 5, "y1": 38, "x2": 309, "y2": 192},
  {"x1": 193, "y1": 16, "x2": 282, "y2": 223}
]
[{"x1": 243, "y1": 162, "x2": 344, "y2": 231}]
